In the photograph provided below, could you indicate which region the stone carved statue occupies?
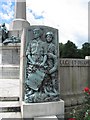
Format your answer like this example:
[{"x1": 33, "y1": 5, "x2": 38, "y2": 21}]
[
  {"x1": 0, "y1": 23, "x2": 20, "y2": 44},
  {"x1": 3, "y1": 35, "x2": 21, "y2": 45},
  {"x1": 24, "y1": 28, "x2": 59, "y2": 103},
  {"x1": 0, "y1": 23, "x2": 8, "y2": 42}
]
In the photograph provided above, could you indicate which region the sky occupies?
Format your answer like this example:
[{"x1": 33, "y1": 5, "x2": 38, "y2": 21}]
[{"x1": 0, "y1": 0, "x2": 89, "y2": 48}]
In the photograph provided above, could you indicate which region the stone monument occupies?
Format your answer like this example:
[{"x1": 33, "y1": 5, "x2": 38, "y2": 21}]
[
  {"x1": 0, "y1": 0, "x2": 64, "y2": 118},
  {"x1": 0, "y1": 23, "x2": 21, "y2": 79},
  {"x1": 20, "y1": 26, "x2": 64, "y2": 118},
  {"x1": 0, "y1": 0, "x2": 30, "y2": 79},
  {"x1": 9, "y1": 0, "x2": 30, "y2": 30}
]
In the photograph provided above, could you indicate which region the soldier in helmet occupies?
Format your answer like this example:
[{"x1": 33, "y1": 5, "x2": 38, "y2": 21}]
[
  {"x1": 45, "y1": 31, "x2": 57, "y2": 74},
  {"x1": 44, "y1": 31, "x2": 58, "y2": 97}
]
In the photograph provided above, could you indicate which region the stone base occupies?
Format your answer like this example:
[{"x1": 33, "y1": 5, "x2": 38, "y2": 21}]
[
  {"x1": 0, "y1": 43, "x2": 20, "y2": 65},
  {"x1": 0, "y1": 65, "x2": 19, "y2": 79},
  {"x1": 9, "y1": 19, "x2": 30, "y2": 30},
  {"x1": 21, "y1": 99, "x2": 64, "y2": 118}
]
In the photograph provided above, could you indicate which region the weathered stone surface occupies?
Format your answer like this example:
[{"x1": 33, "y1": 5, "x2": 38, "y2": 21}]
[
  {"x1": 0, "y1": 79, "x2": 19, "y2": 97},
  {"x1": 60, "y1": 59, "x2": 90, "y2": 106},
  {"x1": 8, "y1": 30, "x2": 22, "y2": 38},
  {"x1": 9, "y1": 19, "x2": 30, "y2": 30},
  {"x1": 1, "y1": 44, "x2": 20, "y2": 64},
  {"x1": 0, "y1": 43, "x2": 20, "y2": 65},
  {"x1": 60, "y1": 59, "x2": 90, "y2": 66},
  {"x1": 21, "y1": 100, "x2": 64, "y2": 118},
  {"x1": 34, "y1": 116, "x2": 58, "y2": 120},
  {"x1": 15, "y1": 0, "x2": 26, "y2": 19},
  {"x1": 0, "y1": 65, "x2": 19, "y2": 79},
  {"x1": 0, "y1": 112, "x2": 21, "y2": 118},
  {"x1": 9, "y1": 0, "x2": 30, "y2": 30}
]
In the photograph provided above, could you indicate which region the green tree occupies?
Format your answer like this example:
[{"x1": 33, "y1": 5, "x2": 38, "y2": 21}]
[
  {"x1": 76, "y1": 49, "x2": 83, "y2": 58},
  {"x1": 81, "y1": 42, "x2": 90, "y2": 58},
  {"x1": 59, "y1": 43, "x2": 64, "y2": 58},
  {"x1": 61, "y1": 40, "x2": 78, "y2": 58}
]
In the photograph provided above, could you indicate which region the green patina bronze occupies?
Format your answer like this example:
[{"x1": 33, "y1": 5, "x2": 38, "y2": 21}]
[
  {"x1": 0, "y1": 23, "x2": 8, "y2": 42},
  {"x1": 3, "y1": 35, "x2": 21, "y2": 44},
  {"x1": 0, "y1": 23, "x2": 20, "y2": 44},
  {"x1": 24, "y1": 27, "x2": 59, "y2": 103}
]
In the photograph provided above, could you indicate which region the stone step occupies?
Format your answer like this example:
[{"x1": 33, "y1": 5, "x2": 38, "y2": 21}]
[
  {"x1": 0, "y1": 101, "x2": 21, "y2": 112},
  {"x1": 0, "y1": 79, "x2": 20, "y2": 97},
  {"x1": 0, "y1": 101, "x2": 20, "y2": 108},
  {"x1": 34, "y1": 116, "x2": 58, "y2": 120},
  {"x1": 0, "y1": 97, "x2": 19, "y2": 101},
  {"x1": 0, "y1": 112, "x2": 21, "y2": 119}
]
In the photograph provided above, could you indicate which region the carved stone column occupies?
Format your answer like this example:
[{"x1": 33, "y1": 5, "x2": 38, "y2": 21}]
[
  {"x1": 9, "y1": 0, "x2": 30, "y2": 30},
  {"x1": 15, "y1": 0, "x2": 26, "y2": 19}
]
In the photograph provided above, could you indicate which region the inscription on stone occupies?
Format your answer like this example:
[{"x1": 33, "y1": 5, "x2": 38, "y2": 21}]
[{"x1": 60, "y1": 59, "x2": 90, "y2": 66}]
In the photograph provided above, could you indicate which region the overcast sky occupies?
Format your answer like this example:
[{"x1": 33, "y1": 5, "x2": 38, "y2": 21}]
[{"x1": 0, "y1": 0, "x2": 89, "y2": 48}]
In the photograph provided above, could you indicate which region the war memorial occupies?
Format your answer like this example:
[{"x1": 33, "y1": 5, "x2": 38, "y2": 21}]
[
  {"x1": 0, "y1": 0, "x2": 64, "y2": 119},
  {"x1": 0, "y1": 0, "x2": 90, "y2": 119}
]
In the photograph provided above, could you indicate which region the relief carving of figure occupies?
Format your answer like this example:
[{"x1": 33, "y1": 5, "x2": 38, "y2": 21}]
[
  {"x1": 25, "y1": 28, "x2": 48, "y2": 102},
  {"x1": 44, "y1": 31, "x2": 59, "y2": 97},
  {"x1": 0, "y1": 23, "x2": 20, "y2": 44},
  {"x1": 25, "y1": 28, "x2": 59, "y2": 103}
]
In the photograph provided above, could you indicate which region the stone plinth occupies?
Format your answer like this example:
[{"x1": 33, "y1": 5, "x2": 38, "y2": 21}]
[
  {"x1": 0, "y1": 30, "x2": 21, "y2": 79},
  {"x1": 8, "y1": 30, "x2": 22, "y2": 38},
  {"x1": 0, "y1": 65, "x2": 19, "y2": 79},
  {"x1": 21, "y1": 100, "x2": 64, "y2": 118},
  {"x1": 9, "y1": 19, "x2": 30, "y2": 30},
  {"x1": 0, "y1": 42, "x2": 20, "y2": 79},
  {"x1": 0, "y1": 79, "x2": 19, "y2": 98},
  {"x1": 1, "y1": 43, "x2": 20, "y2": 65},
  {"x1": 20, "y1": 27, "x2": 64, "y2": 118}
]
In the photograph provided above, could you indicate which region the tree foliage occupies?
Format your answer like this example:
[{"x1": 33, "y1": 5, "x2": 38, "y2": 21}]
[
  {"x1": 81, "y1": 42, "x2": 90, "y2": 58},
  {"x1": 59, "y1": 40, "x2": 90, "y2": 58}
]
